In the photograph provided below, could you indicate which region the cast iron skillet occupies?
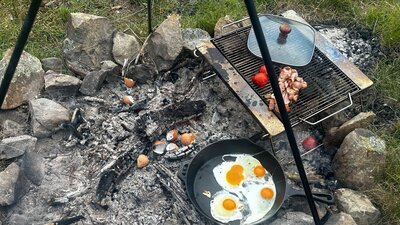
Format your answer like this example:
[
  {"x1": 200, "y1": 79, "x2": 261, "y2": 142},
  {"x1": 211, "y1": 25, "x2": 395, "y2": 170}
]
[{"x1": 178, "y1": 139, "x2": 334, "y2": 225}]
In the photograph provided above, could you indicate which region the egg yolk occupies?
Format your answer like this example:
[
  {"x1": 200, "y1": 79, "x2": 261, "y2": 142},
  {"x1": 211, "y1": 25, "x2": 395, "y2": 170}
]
[
  {"x1": 253, "y1": 165, "x2": 266, "y2": 177},
  {"x1": 222, "y1": 198, "x2": 237, "y2": 211},
  {"x1": 260, "y1": 187, "x2": 274, "y2": 199},
  {"x1": 226, "y1": 164, "x2": 244, "y2": 185}
]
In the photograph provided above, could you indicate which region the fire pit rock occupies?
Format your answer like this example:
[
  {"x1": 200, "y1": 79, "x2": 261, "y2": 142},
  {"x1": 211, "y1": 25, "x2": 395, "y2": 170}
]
[
  {"x1": 270, "y1": 211, "x2": 313, "y2": 225},
  {"x1": 0, "y1": 49, "x2": 44, "y2": 110},
  {"x1": 333, "y1": 128, "x2": 386, "y2": 190},
  {"x1": 325, "y1": 111, "x2": 375, "y2": 146},
  {"x1": 44, "y1": 70, "x2": 82, "y2": 97},
  {"x1": 0, "y1": 163, "x2": 26, "y2": 206},
  {"x1": 41, "y1": 57, "x2": 65, "y2": 73},
  {"x1": 182, "y1": 28, "x2": 211, "y2": 52},
  {"x1": 79, "y1": 70, "x2": 109, "y2": 96},
  {"x1": 0, "y1": 135, "x2": 37, "y2": 160},
  {"x1": 112, "y1": 31, "x2": 141, "y2": 66},
  {"x1": 29, "y1": 98, "x2": 71, "y2": 138},
  {"x1": 214, "y1": 15, "x2": 238, "y2": 37},
  {"x1": 1, "y1": 120, "x2": 26, "y2": 138},
  {"x1": 145, "y1": 14, "x2": 183, "y2": 72},
  {"x1": 325, "y1": 212, "x2": 357, "y2": 225},
  {"x1": 21, "y1": 150, "x2": 45, "y2": 186},
  {"x1": 335, "y1": 188, "x2": 380, "y2": 225},
  {"x1": 63, "y1": 13, "x2": 116, "y2": 77}
]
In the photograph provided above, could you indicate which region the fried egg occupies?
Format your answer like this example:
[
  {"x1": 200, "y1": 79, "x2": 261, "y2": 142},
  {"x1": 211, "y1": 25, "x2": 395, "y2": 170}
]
[
  {"x1": 210, "y1": 191, "x2": 243, "y2": 223},
  {"x1": 213, "y1": 161, "x2": 245, "y2": 193},
  {"x1": 211, "y1": 154, "x2": 276, "y2": 225},
  {"x1": 241, "y1": 180, "x2": 276, "y2": 224},
  {"x1": 235, "y1": 154, "x2": 268, "y2": 180}
]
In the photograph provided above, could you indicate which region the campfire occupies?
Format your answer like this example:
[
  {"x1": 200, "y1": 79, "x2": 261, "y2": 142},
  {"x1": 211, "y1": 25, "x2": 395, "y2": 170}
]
[{"x1": 0, "y1": 5, "x2": 385, "y2": 225}]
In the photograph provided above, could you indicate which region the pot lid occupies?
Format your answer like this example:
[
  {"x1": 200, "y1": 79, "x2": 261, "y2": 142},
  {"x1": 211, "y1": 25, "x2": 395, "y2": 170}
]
[{"x1": 247, "y1": 15, "x2": 315, "y2": 66}]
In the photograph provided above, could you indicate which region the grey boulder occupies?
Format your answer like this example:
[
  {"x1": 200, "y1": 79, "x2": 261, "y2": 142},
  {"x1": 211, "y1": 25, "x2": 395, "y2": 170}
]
[
  {"x1": 44, "y1": 70, "x2": 81, "y2": 97},
  {"x1": 270, "y1": 211, "x2": 313, "y2": 225},
  {"x1": 325, "y1": 111, "x2": 375, "y2": 146},
  {"x1": 29, "y1": 98, "x2": 71, "y2": 138},
  {"x1": 214, "y1": 15, "x2": 238, "y2": 37},
  {"x1": 182, "y1": 28, "x2": 211, "y2": 52},
  {"x1": 0, "y1": 135, "x2": 37, "y2": 160},
  {"x1": 0, "y1": 49, "x2": 44, "y2": 109},
  {"x1": 325, "y1": 212, "x2": 357, "y2": 225},
  {"x1": 112, "y1": 32, "x2": 141, "y2": 65},
  {"x1": 0, "y1": 163, "x2": 22, "y2": 206},
  {"x1": 335, "y1": 188, "x2": 380, "y2": 225},
  {"x1": 1, "y1": 120, "x2": 25, "y2": 138},
  {"x1": 41, "y1": 57, "x2": 65, "y2": 73},
  {"x1": 79, "y1": 70, "x2": 108, "y2": 95},
  {"x1": 63, "y1": 13, "x2": 116, "y2": 77},
  {"x1": 145, "y1": 14, "x2": 183, "y2": 72},
  {"x1": 21, "y1": 150, "x2": 45, "y2": 186},
  {"x1": 333, "y1": 128, "x2": 386, "y2": 190}
]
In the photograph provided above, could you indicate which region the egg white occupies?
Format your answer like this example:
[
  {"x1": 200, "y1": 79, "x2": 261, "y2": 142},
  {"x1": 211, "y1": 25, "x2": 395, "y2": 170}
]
[
  {"x1": 241, "y1": 180, "x2": 276, "y2": 225},
  {"x1": 212, "y1": 154, "x2": 277, "y2": 225},
  {"x1": 210, "y1": 191, "x2": 243, "y2": 223},
  {"x1": 213, "y1": 161, "x2": 244, "y2": 194}
]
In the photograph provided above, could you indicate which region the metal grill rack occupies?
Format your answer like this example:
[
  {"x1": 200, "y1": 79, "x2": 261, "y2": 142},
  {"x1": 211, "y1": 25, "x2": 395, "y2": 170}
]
[{"x1": 212, "y1": 26, "x2": 360, "y2": 126}]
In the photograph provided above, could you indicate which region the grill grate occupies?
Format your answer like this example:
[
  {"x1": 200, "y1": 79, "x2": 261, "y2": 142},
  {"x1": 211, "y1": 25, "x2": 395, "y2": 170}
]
[{"x1": 211, "y1": 27, "x2": 360, "y2": 126}]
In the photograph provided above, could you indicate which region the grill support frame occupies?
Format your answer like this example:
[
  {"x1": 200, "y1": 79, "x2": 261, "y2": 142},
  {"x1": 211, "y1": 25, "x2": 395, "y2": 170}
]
[{"x1": 196, "y1": 12, "x2": 373, "y2": 137}]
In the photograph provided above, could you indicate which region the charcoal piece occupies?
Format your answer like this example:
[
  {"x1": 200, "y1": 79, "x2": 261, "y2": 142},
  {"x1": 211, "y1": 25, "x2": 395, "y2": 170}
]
[
  {"x1": 95, "y1": 145, "x2": 143, "y2": 202},
  {"x1": 137, "y1": 100, "x2": 206, "y2": 141},
  {"x1": 52, "y1": 215, "x2": 85, "y2": 225},
  {"x1": 154, "y1": 100, "x2": 206, "y2": 122}
]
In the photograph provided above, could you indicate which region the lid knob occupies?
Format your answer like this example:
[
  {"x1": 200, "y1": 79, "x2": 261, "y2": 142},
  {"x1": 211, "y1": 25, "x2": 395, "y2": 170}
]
[{"x1": 278, "y1": 23, "x2": 292, "y2": 44}]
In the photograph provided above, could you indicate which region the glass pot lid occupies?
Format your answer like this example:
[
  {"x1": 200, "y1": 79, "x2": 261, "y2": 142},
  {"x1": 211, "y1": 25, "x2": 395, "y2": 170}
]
[{"x1": 247, "y1": 15, "x2": 315, "y2": 67}]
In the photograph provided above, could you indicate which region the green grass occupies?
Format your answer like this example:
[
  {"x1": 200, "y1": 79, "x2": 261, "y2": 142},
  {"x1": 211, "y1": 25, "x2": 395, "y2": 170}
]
[
  {"x1": 369, "y1": 121, "x2": 400, "y2": 224},
  {"x1": 0, "y1": 0, "x2": 400, "y2": 223}
]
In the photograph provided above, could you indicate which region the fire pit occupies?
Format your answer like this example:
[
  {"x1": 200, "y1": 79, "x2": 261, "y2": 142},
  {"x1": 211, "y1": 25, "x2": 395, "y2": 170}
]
[{"x1": 197, "y1": 13, "x2": 373, "y2": 137}]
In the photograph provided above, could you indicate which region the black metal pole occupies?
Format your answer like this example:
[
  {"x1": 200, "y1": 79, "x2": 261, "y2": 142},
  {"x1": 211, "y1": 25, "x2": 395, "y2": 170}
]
[
  {"x1": 147, "y1": 0, "x2": 152, "y2": 35},
  {"x1": 243, "y1": 1, "x2": 321, "y2": 225},
  {"x1": 0, "y1": 0, "x2": 42, "y2": 109}
]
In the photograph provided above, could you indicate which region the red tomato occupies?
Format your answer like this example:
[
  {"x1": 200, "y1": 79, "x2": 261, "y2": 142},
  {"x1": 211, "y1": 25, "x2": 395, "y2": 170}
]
[
  {"x1": 302, "y1": 136, "x2": 318, "y2": 151},
  {"x1": 252, "y1": 73, "x2": 269, "y2": 87},
  {"x1": 259, "y1": 65, "x2": 268, "y2": 75}
]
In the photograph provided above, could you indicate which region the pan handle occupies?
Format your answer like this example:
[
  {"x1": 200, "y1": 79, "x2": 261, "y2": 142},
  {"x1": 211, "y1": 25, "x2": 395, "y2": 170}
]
[
  {"x1": 286, "y1": 185, "x2": 335, "y2": 205},
  {"x1": 177, "y1": 161, "x2": 190, "y2": 184}
]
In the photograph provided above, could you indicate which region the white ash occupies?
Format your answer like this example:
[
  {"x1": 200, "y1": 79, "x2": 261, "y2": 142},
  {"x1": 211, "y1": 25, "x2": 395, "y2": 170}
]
[{"x1": 316, "y1": 26, "x2": 381, "y2": 73}]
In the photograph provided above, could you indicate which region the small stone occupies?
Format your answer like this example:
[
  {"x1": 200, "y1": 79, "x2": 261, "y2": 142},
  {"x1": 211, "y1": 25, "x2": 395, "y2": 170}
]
[
  {"x1": 101, "y1": 60, "x2": 121, "y2": 75},
  {"x1": 41, "y1": 57, "x2": 64, "y2": 72},
  {"x1": 270, "y1": 211, "x2": 313, "y2": 225},
  {"x1": 214, "y1": 15, "x2": 238, "y2": 37},
  {"x1": 0, "y1": 49, "x2": 44, "y2": 109},
  {"x1": 335, "y1": 188, "x2": 380, "y2": 225},
  {"x1": 112, "y1": 31, "x2": 141, "y2": 65},
  {"x1": 182, "y1": 28, "x2": 211, "y2": 52},
  {"x1": 1, "y1": 120, "x2": 25, "y2": 137},
  {"x1": 79, "y1": 70, "x2": 108, "y2": 95},
  {"x1": 137, "y1": 154, "x2": 149, "y2": 169},
  {"x1": 325, "y1": 112, "x2": 375, "y2": 146},
  {"x1": 29, "y1": 98, "x2": 71, "y2": 138},
  {"x1": 0, "y1": 163, "x2": 21, "y2": 206},
  {"x1": 325, "y1": 212, "x2": 357, "y2": 225},
  {"x1": 44, "y1": 70, "x2": 81, "y2": 97},
  {"x1": 333, "y1": 128, "x2": 386, "y2": 189},
  {"x1": 145, "y1": 14, "x2": 183, "y2": 72},
  {"x1": 0, "y1": 135, "x2": 37, "y2": 160}
]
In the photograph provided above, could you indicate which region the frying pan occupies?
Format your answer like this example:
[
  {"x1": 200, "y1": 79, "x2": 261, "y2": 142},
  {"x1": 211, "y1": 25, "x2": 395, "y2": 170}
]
[{"x1": 178, "y1": 139, "x2": 334, "y2": 225}]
